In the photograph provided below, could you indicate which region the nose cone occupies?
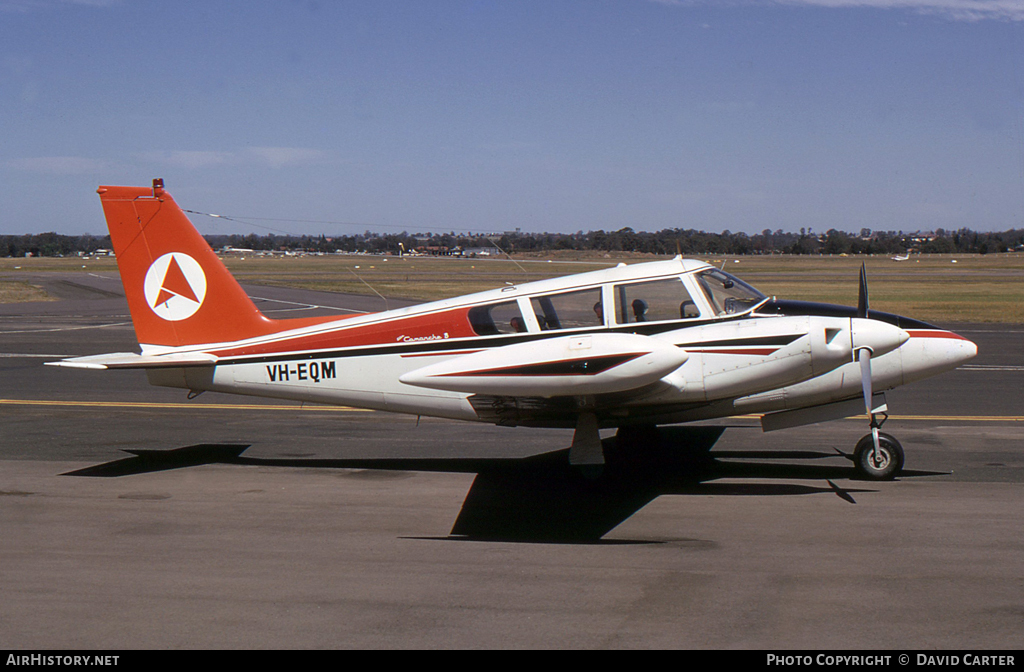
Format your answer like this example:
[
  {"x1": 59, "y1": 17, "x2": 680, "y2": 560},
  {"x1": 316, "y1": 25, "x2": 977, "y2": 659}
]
[
  {"x1": 851, "y1": 318, "x2": 910, "y2": 358},
  {"x1": 955, "y1": 332, "x2": 978, "y2": 361},
  {"x1": 900, "y1": 328, "x2": 977, "y2": 384},
  {"x1": 941, "y1": 329, "x2": 978, "y2": 365}
]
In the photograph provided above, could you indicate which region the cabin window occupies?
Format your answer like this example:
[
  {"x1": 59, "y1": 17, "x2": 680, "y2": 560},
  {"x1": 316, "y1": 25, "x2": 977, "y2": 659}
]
[
  {"x1": 530, "y1": 288, "x2": 603, "y2": 331},
  {"x1": 467, "y1": 300, "x2": 527, "y2": 336},
  {"x1": 695, "y1": 269, "x2": 765, "y2": 316},
  {"x1": 613, "y1": 276, "x2": 699, "y2": 324}
]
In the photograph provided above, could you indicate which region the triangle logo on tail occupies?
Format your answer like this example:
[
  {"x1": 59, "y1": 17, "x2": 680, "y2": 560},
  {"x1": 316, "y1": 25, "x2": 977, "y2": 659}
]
[
  {"x1": 144, "y1": 253, "x2": 207, "y2": 321},
  {"x1": 155, "y1": 255, "x2": 200, "y2": 307}
]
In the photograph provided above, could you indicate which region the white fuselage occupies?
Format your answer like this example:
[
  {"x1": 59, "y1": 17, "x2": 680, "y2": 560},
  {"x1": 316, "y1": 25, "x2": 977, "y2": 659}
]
[{"x1": 141, "y1": 258, "x2": 976, "y2": 429}]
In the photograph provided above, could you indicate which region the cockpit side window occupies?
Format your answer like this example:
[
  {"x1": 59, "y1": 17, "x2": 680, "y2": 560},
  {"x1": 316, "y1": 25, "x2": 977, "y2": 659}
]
[
  {"x1": 529, "y1": 287, "x2": 603, "y2": 331},
  {"x1": 613, "y1": 276, "x2": 699, "y2": 324},
  {"x1": 695, "y1": 269, "x2": 766, "y2": 316},
  {"x1": 467, "y1": 300, "x2": 527, "y2": 336}
]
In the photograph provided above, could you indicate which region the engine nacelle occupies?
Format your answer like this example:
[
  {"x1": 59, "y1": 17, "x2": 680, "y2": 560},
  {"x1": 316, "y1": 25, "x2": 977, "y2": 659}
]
[{"x1": 652, "y1": 315, "x2": 909, "y2": 402}]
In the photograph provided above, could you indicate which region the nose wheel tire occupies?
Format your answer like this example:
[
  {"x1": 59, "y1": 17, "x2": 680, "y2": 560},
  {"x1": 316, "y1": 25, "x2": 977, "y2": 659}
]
[{"x1": 853, "y1": 432, "x2": 904, "y2": 480}]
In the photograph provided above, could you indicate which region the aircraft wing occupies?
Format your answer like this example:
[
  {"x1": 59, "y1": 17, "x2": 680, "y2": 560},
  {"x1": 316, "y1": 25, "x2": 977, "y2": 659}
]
[{"x1": 46, "y1": 352, "x2": 218, "y2": 370}]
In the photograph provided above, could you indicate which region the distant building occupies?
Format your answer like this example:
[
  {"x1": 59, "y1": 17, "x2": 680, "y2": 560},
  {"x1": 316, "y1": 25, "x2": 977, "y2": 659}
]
[
  {"x1": 463, "y1": 247, "x2": 501, "y2": 257},
  {"x1": 416, "y1": 245, "x2": 456, "y2": 256}
]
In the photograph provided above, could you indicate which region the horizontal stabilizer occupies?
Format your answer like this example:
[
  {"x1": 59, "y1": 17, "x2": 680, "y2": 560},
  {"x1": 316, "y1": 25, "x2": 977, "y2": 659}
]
[{"x1": 46, "y1": 351, "x2": 218, "y2": 370}]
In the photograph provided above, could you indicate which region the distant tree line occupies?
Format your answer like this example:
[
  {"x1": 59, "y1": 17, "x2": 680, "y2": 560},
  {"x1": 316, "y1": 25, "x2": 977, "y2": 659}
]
[
  {"x1": 3, "y1": 227, "x2": 1023, "y2": 258},
  {"x1": 490, "y1": 227, "x2": 1024, "y2": 257},
  {"x1": 1, "y1": 233, "x2": 113, "y2": 258}
]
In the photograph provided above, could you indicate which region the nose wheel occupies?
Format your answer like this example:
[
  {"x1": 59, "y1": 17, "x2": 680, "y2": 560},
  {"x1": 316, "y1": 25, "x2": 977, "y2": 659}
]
[{"x1": 853, "y1": 431, "x2": 904, "y2": 480}]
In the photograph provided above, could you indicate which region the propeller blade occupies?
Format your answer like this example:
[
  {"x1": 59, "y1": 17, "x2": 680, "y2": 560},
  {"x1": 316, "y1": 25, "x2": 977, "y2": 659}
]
[
  {"x1": 833, "y1": 447, "x2": 855, "y2": 462},
  {"x1": 826, "y1": 479, "x2": 857, "y2": 504},
  {"x1": 858, "y1": 346, "x2": 883, "y2": 464},
  {"x1": 857, "y1": 263, "x2": 869, "y2": 319},
  {"x1": 858, "y1": 347, "x2": 873, "y2": 415}
]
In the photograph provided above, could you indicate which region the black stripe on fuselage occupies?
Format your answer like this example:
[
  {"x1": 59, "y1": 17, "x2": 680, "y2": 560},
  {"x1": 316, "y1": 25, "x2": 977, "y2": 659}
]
[
  {"x1": 760, "y1": 299, "x2": 939, "y2": 330},
  {"x1": 674, "y1": 333, "x2": 805, "y2": 349},
  {"x1": 213, "y1": 319, "x2": 715, "y2": 366},
  {"x1": 211, "y1": 311, "x2": 808, "y2": 367},
  {"x1": 443, "y1": 353, "x2": 644, "y2": 378}
]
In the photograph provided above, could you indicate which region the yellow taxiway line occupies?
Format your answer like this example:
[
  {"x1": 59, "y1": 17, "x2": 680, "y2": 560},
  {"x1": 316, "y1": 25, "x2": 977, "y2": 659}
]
[
  {"x1": 877, "y1": 415, "x2": 1024, "y2": 422},
  {"x1": 0, "y1": 398, "x2": 1021, "y2": 422},
  {"x1": 735, "y1": 413, "x2": 1024, "y2": 423}
]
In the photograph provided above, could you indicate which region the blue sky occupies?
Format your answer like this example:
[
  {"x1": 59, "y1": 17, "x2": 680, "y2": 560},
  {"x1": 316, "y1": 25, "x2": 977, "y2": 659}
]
[{"x1": 2, "y1": 0, "x2": 1023, "y2": 236}]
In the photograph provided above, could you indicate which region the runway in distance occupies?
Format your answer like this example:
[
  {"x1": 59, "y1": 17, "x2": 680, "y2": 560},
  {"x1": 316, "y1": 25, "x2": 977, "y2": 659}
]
[{"x1": 52, "y1": 180, "x2": 977, "y2": 480}]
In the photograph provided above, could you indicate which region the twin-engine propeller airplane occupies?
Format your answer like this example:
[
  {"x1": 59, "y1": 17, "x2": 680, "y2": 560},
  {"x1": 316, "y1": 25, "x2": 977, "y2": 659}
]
[{"x1": 53, "y1": 180, "x2": 977, "y2": 481}]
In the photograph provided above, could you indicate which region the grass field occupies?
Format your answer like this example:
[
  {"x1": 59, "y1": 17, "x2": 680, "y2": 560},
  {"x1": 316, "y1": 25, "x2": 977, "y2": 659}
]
[
  {"x1": 1, "y1": 252, "x2": 1021, "y2": 323},
  {"x1": 0, "y1": 280, "x2": 56, "y2": 304}
]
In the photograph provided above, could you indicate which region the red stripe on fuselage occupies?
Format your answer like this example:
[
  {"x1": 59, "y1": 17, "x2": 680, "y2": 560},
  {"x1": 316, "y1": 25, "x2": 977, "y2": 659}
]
[
  {"x1": 690, "y1": 348, "x2": 780, "y2": 356},
  {"x1": 208, "y1": 307, "x2": 478, "y2": 358},
  {"x1": 401, "y1": 349, "x2": 483, "y2": 358},
  {"x1": 195, "y1": 310, "x2": 795, "y2": 362},
  {"x1": 906, "y1": 329, "x2": 970, "y2": 341}
]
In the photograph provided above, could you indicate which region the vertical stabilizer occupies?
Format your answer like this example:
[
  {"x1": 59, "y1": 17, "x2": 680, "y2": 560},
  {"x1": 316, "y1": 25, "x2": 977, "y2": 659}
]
[{"x1": 97, "y1": 180, "x2": 322, "y2": 349}]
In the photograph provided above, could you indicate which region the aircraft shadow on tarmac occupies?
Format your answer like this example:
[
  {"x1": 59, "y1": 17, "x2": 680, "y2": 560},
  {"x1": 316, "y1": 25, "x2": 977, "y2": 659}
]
[{"x1": 63, "y1": 427, "x2": 946, "y2": 543}]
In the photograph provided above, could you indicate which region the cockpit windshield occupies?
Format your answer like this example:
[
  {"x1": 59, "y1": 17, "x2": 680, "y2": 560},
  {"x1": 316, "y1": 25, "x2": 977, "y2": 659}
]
[{"x1": 696, "y1": 269, "x2": 766, "y2": 316}]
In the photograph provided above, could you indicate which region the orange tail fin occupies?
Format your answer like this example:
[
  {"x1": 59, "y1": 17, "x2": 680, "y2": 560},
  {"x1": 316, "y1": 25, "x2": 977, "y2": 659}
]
[{"x1": 98, "y1": 180, "x2": 330, "y2": 349}]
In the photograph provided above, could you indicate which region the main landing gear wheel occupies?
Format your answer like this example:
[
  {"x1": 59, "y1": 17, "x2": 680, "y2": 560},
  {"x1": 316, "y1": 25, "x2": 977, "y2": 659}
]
[{"x1": 853, "y1": 432, "x2": 904, "y2": 481}]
